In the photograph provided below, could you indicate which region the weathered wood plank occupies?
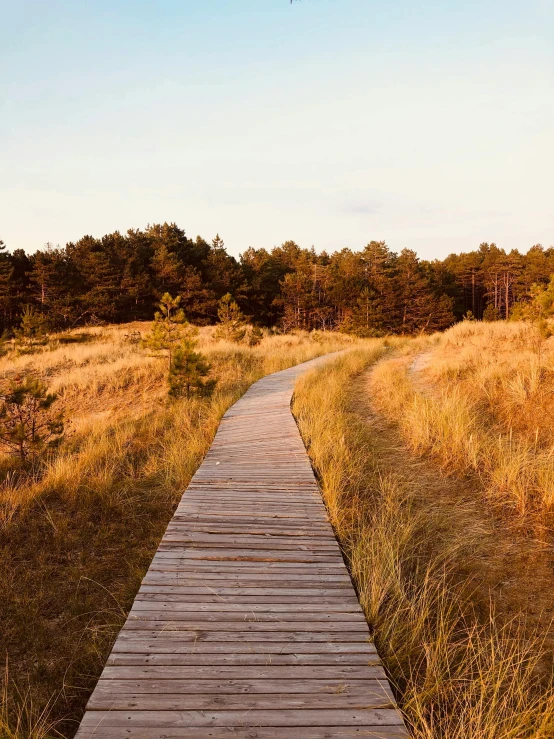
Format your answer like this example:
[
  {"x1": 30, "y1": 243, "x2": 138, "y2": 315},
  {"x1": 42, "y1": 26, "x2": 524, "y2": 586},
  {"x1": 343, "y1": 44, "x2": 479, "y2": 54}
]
[
  {"x1": 132, "y1": 594, "x2": 362, "y2": 604},
  {"x1": 127, "y1": 610, "x2": 366, "y2": 622},
  {"x1": 90, "y1": 678, "x2": 391, "y2": 696},
  {"x1": 79, "y1": 708, "x2": 405, "y2": 727},
  {"x1": 107, "y1": 653, "x2": 380, "y2": 666},
  {"x1": 122, "y1": 621, "x2": 369, "y2": 633},
  {"x1": 144, "y1": 571, "x2": 351, "y2": 582},
  {"x1": 113, "y1": 631, "x2": 373, "y2": 643},
  {"x1": 99, "y1": 666, "x2": 387, "y2": 681},
  {"x1": 141, "y1": 577, "x2": 353, "y2": 588},
  {"x1": 137, "y1": 587, "x2": 358, "y2": 597},
  {"x1": 88, "y1": 692, "x2": 395, "y2": 712},
  {"x1": 130, "y1": 601, "x2": 360, "y2": 613},
  {"x1": 76, "y1": 726, "x2": 408, "y2": 739},
  {"x1": 110, "y1": 642, "x2": 379, "y2": 656}
]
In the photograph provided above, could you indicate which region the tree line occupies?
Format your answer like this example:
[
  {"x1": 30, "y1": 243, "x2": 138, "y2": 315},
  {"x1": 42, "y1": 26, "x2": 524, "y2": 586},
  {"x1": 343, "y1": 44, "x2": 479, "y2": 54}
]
[{"x1": 1, "y1": 223, "x2": 553, "y2": 335}]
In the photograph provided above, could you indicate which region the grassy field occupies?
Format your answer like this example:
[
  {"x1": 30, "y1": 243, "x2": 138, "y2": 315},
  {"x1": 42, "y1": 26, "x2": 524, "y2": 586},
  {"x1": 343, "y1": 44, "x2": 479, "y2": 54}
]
[
  {"x1": 370, "y1": 321, "x2": 554, "y2": 518},
  {"x1": 4, "y1": 319, "x2": 554, "y2": 739},
  {"x1": 293, "y1": 323, "x2": 554, "y2": 738},
  {"x1": 0, "y1": 324, "x2": 355, "y2": 739}
]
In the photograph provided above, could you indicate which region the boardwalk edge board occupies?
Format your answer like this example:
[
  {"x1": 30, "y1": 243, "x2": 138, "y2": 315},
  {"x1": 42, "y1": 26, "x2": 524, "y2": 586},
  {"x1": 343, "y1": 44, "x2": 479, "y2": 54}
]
[{"x1": 75, "y1": 356, "x2": 407, "y2": 738}]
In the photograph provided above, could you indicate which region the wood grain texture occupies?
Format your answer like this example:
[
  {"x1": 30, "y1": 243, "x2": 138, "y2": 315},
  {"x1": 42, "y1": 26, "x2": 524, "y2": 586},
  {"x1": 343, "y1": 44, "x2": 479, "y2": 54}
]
[{"x1": 75, "y1": 357, "x2": 407, "y2": 738}]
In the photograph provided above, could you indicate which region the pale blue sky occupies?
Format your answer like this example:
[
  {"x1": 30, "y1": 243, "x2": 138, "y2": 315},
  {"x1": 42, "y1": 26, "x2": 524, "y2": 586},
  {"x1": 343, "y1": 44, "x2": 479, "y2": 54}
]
[{"x1": 1, "y1": 0, "x2": 553, "y2": 259}]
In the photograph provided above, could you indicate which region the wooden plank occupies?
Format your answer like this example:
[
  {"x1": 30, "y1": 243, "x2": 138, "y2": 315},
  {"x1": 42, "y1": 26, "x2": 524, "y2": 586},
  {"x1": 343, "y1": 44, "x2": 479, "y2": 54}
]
[
  {"x1": 113, "y1": 631, "x2": 373, "y2": 643},
  {"x1": 107, "y1": 653, "x2": 380, "y2": 667},
  {"x1": 160, "y1": 533, "x2": 339, "y2": 547},
  {"x1": 141, "y1": 578, "x2": 353, "y2": 588},
  {"x1": 105, "y1": 666, "x2": 384, "y2": 683},
  {"x1": 145, "y1": 571, "x2": 351, "y2": 582},
  {"x1": 91, "y1": 679, "x2": 391, "y2": 696},
  {"x1": 130, "y1": 602, "x2": 360, "y2": 613},
  {"x1": 76, "y1": 727, "x2": 408, "y2": 739},
  {"x1": 170, "y1": 518, "x2": 331, "y2": 528},
  {"x1": 151, "y1": 551, "x2": 342, "y2": 562},
  {"x1": 110, "y1": 642, "x2": 379, "y2": 656},
  {"x1": 75, "y1": 357, "x2": 406, "y2": 737},
  {"x1": 127, "y1": 611, "x2": 366, "y2": 622},
  {"x1": 132, "y1": 594, "x2": 362, "y2": 604},
  {"x1": 149, "y1": 558, "x2": 348, "y2": 572},
  {"x1": 122, "y1": 621, "x2": 369, "y2": 633},
  {"x1": 137, "y1": 587, "x2": 357, "y2": 597},
  {"x1": 79, "y1": 708, "x2": 405, "y2": 727},
  {"x1": 88, "y1": 692, "x2": 395, "y2": 712}
]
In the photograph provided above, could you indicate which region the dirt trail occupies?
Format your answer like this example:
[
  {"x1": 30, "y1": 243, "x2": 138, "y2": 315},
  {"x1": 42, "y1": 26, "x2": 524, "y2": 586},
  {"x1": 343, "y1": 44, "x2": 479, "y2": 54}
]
[
  {"x1": 356, "y1": 357, "x2": 554, "y2": 675},
  {"x1": 407, "y1": 347, "x2": 439, "y2": 396}
]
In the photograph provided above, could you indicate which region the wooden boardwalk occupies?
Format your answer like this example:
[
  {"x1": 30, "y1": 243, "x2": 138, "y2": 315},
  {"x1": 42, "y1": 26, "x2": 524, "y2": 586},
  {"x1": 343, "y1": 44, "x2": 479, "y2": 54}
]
[{"x1": 76, "y1": 357, "x2": 407, "y2": 739}]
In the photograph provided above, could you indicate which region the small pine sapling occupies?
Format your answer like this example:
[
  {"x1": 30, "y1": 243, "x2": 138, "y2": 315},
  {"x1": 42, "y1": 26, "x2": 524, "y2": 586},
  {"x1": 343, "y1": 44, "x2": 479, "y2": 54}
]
[
  {"x1": 482, "y1": 304, "x2": 501, "y2": 322},
  {"x1": 14, "y1": 306, "x2": 48, "y2": 353},
  {"x1": 248, "y1": 326, "x2": 264, "y2": 347},
  {"x1": 0, "y1": 329, "x2": 10, "y2": 357},
  {"x1": 214, "y1": 293, "x2": 246, "y2": 343},
  {"x1": 0, "y1": 377, "x2": 64, "y2": 462},
  {"x1": 142, "y1": 293, "x2": 187, "y2": 367},
  {"x1": 520, "y1": 277, "x2": 554, "y2": 368},
  {"x1": 168, "y1": 329, "x2": 215, "y2": 399}
]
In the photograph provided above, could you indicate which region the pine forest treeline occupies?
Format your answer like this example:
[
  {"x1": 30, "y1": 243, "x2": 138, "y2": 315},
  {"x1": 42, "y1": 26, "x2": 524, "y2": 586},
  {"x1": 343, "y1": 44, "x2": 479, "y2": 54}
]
[{"x1": 1, "y1": 223, "x2": 553, "y2": 335}]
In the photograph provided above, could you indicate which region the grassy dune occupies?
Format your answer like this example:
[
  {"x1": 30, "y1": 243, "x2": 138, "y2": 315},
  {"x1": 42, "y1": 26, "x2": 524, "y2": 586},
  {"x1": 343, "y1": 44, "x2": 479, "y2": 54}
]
[
  {"x1": 4, "y1": 319, "x2": 554, "y2": 738},
  {"x1": 0, "y1": 325, "x2": 356, "y2": 738},
  {"x1": 293, "y1": 327, "x2": 554, "y2": 738},
  {"x1": 371, "y1": 321, "x2": 554, "y2": 517}
]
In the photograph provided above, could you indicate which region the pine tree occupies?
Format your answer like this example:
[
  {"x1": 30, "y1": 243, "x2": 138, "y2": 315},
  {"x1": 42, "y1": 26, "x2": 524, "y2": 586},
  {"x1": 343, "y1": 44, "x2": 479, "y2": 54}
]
[
  {"x1": 211, "y1": 234, "x2": 225, "y2": 252},
  {"x1": 151, "y1": 243, "x2": 184, "y2": 297},
  {"x1": 360, "y1": 241, "x2": 398, "y2": 331},
  {"x1": 0, "y1": 330, "x2": 10, "y2": 357},
  {"x1": 214, "y1": 293, "x2": 247, "y2": 342},
  {"x1": 29, "y1": 245, "x2": 81, "y2": 328},
  {"x1": 511, "y1": 276, "x2": 554, "y2": 327},
  {"x1": 529, "y1": 276, "x2": 554, "y2": 320},
  {"x1": 0, "y1": 377, "x2": 64, "y2": 462},
  {"x1": 168, "y1": 335, "x2": 214, "y2": 399},
  {"x1": 396, "y1": 249, "x2": 436, "y2": 333},
  {"x1": 14, "y1": 306, "x2": 48, "y2": 352},
  {"x1": 278, "y1": 255, "x2": 321, "y2": 331},
  {"x1": 143, "y1": 293, "x2": 188, "y2": 367},
  {"x1": 241, "y1": 247, "x2": 288, "y2": 325},
  {"x1": 426, "y1": 293, "x2": 455, "y2": 332},
  {"x1": 248, "y1": 326, "x2": 264, "y2": 347},
  {"x1": 350, "y1": 287, "x2": 385, "y2": 336},
  {"x1": 0, "y1": 239, "x2": 14, "y2": 329},
  {"x1": 483, "y1": 304, "x2": 501, "y2": 321},
  {"x1": 203, "y1": 235, "x2": 246, "y2": 316},
  {"x1": 81, "y1": 244, "x2": 121, "y2": 322}
]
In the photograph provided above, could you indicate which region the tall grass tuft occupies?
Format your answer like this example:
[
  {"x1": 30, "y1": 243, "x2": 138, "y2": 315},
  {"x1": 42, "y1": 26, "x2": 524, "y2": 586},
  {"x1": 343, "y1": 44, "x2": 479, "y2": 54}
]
[{"x1": 0, "y1": 663, "x2": 60, "y2": 739}]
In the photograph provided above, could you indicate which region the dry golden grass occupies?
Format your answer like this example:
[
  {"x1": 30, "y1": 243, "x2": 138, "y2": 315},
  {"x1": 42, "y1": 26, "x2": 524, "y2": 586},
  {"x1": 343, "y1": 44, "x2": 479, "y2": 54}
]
[
  {"x1": 294, "y1": 347, "x2": 554, "y2": 739},
  {"x1": 5, "y1": 320, "x2": 554, "y2": 738},
  {"x1": 0, "y1": 325, "x2": 356, "y2": 521},
  {"x1": 0, "y1": 324, "x2": 356, "y2": 739},
  {"x1": 370, "y1": 322, "x2": 554, "y2": 517}
]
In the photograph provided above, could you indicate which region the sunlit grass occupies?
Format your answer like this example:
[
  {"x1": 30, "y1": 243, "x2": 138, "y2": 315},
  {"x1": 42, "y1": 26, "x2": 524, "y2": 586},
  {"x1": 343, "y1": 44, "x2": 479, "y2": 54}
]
[
  {"x1": 294, "y1": 347, "x2": 554, "y2": 739},
  {"x1": 0, "y1": 325, "x2": 357, "y2": 738},
  {"x1": 370, "y1": 322, "x2": 554, "y2": 517}
]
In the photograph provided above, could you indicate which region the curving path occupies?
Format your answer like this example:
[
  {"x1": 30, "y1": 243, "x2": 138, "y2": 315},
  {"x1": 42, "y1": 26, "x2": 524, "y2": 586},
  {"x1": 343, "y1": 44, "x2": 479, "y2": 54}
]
[{"x1": 76, "y1": 356, "x2": 407, "y2": 739}]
